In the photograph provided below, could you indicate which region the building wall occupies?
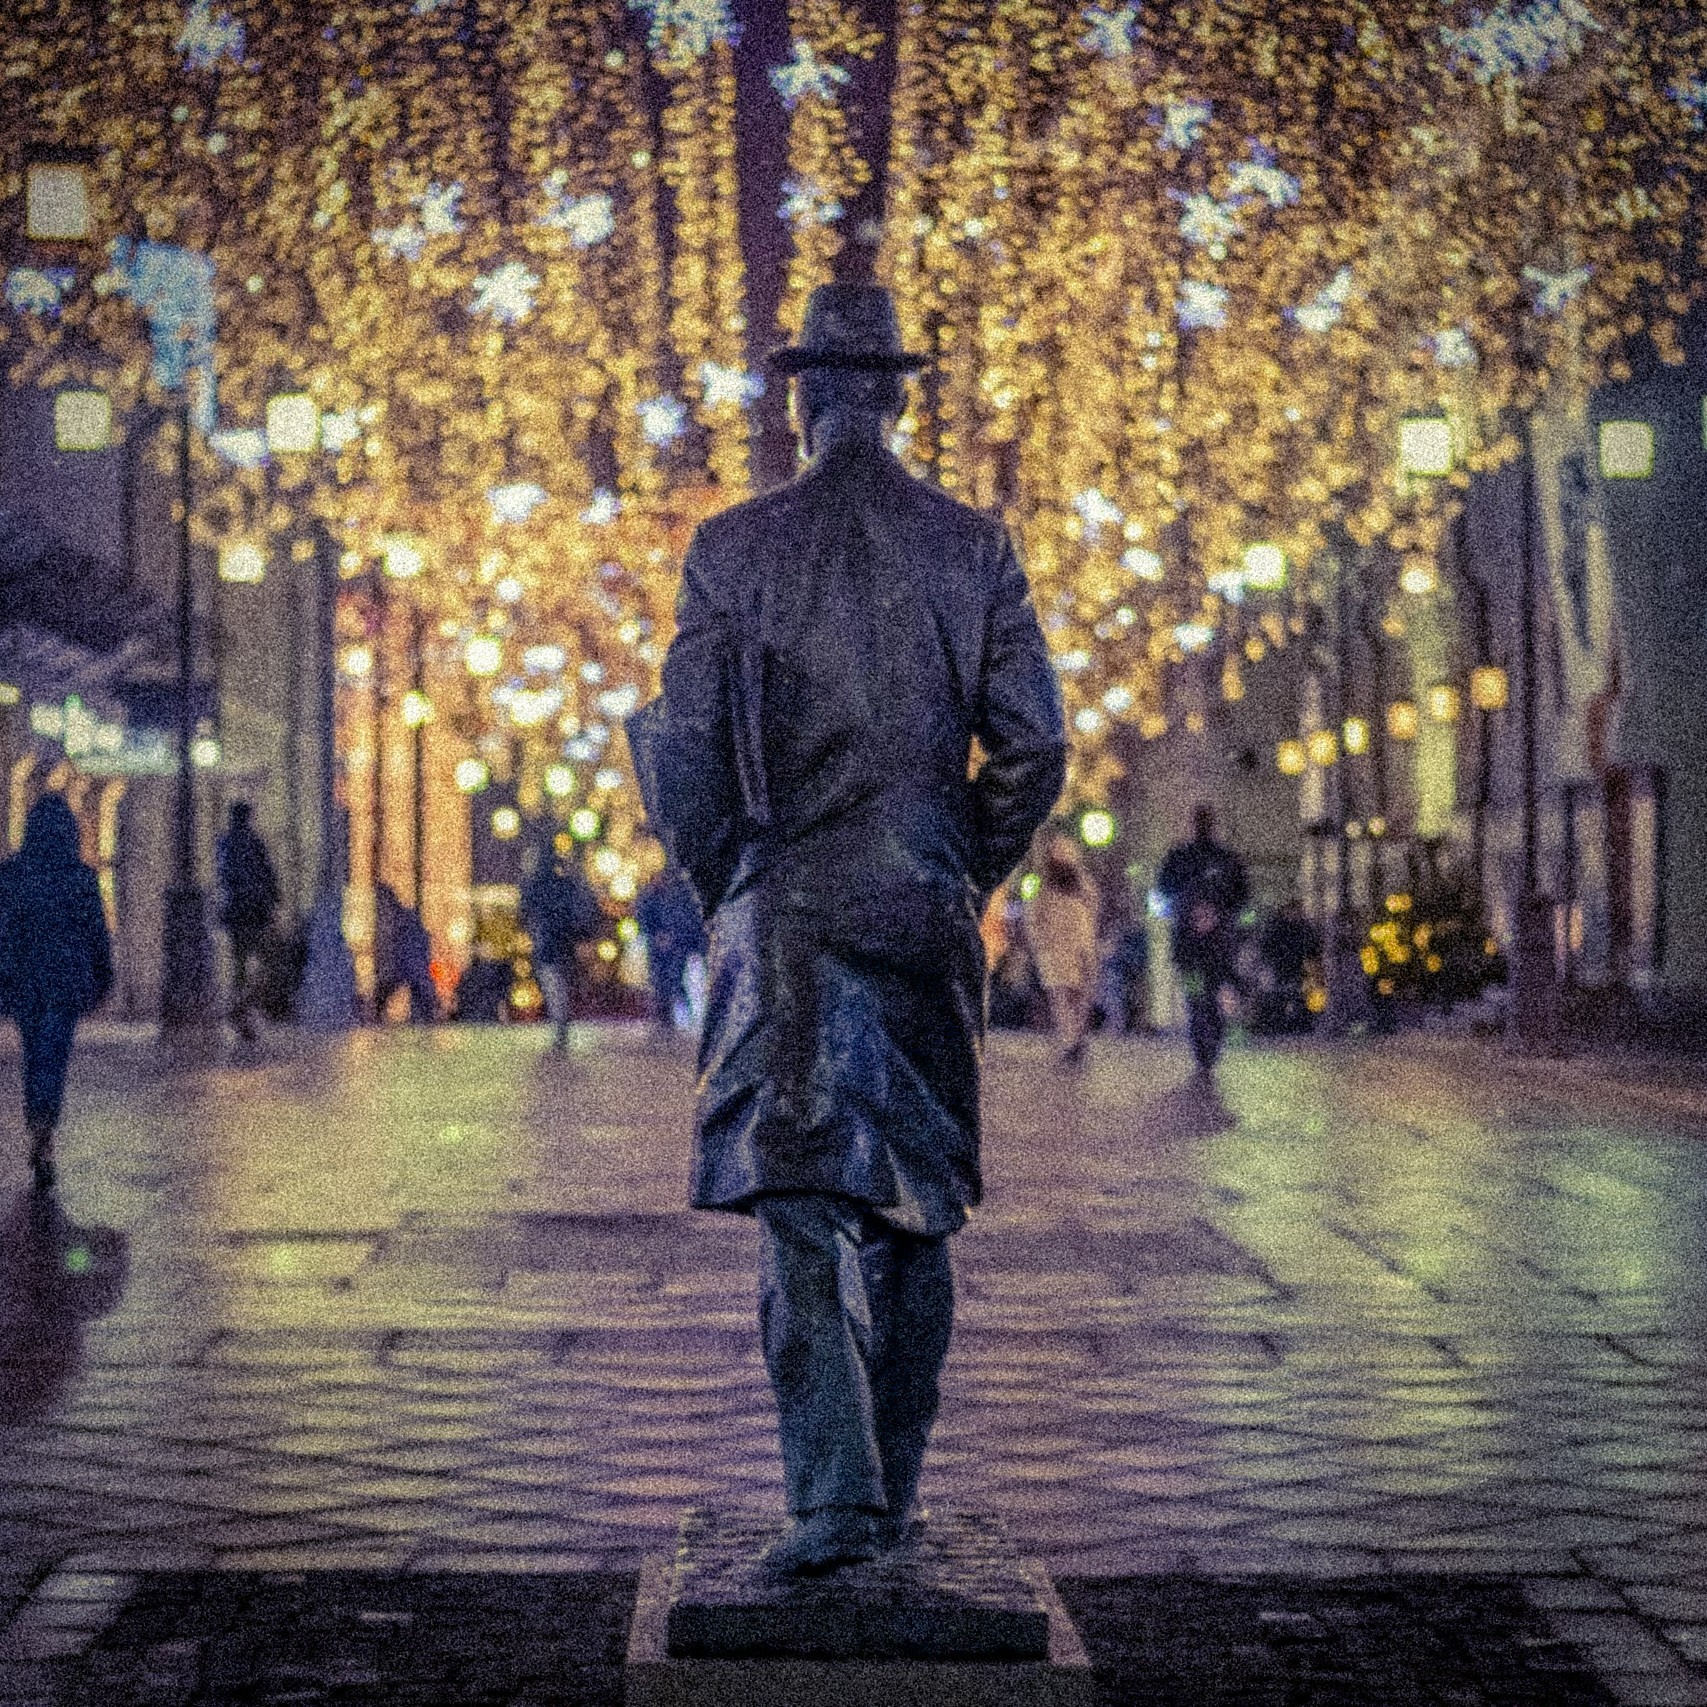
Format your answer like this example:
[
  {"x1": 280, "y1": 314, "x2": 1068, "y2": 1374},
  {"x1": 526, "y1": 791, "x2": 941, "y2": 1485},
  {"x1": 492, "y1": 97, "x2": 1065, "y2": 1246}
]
[{"x1": 0, "y1": 382, "x2": 335, "y2": 1019}]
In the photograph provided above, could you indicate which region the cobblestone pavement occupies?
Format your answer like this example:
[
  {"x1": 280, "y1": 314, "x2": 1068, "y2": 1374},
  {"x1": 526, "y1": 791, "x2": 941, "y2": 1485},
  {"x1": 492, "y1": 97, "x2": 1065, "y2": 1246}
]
[{"x1": 2, "y1": 1025, "x2": 1707, "y2": 1703}]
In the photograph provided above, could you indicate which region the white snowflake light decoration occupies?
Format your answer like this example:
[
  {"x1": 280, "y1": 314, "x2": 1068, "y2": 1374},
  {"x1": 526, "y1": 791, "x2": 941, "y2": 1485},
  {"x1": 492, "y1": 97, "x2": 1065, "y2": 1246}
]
[
  {"x1": 770, "y1": 39, "x2": 850, "y2": 106},
  {"x1": 1072, "y1": 488, "x2": 1125, "y2": 540},
  {"x1": 638, "y1": 394, "x2": 688, "y2": 445},
  {"x1": 596, "y1": 684, "x2": 641, "y2": 720},
  {"x1": 209, "y1": 428, "x2": 268, "y2": 468},
  {"x1": 321, "y1": 410, "x2": 362, "y2": 452},
  {"x1": 1122, "y1": 546, "x2": 1165, "y2": 580},
  {"x1": 488, "y1": 482, "x2": 548, "y2": 524},
  {"x1": 1226, "y1": 147, "x2": 1301, "y2": 209},
  {"x1": 418, "y1": 182, "x2": 464, "y2": 237},
  {"x1": 1153, "y1": 98, "x2": 1212, "y2": 151},
  {"x1": 177, "y1": 0, "x2": 244, "y2": 71},
  {"x1": 626, "y1": 0, "x2": 736, "y2": 60},
  {"x1": 540, "y1": 175, "x2": 616, "y2": 246},
  {"x1": 1441, "y1": 0, "x2": 1600, "y2": 85},
  {"x1": 581, "y1": 489, "x2": 621, "y2": 525},
  {"x1": 779, "y1": 177, "x2": 843, "y2": 225},
  {"x1": 1080, "y1": 4, "x2": 1138, "y2": 58},
  {"x1": 1174, "y1": 622, "x2": 1216, "y2": 653},
  {"x1": 1290, "y1": 266, "x2": 1355, "y2": 333},
  {"x1": 1669, "y1": 77, "x2": 1707, "y2": 129},
  {"x1": 698, "y1": 360, "x2": 765, "y2": 409},
  {"x1": 1173, "y1": 192, "x2": 1241, "y2": 249},
  {"x1": 372, "y1": 222, "x2": 426, "y2": 262},
  {"x1": 1432, "y1": 327, "x2": 1479, "y2": 368},
  {"x1": 470, "y1": 262, "x2": 541, "y2": 325},
  {"x1": 1523, "y1": 263, "x2": 1591, "y2": 313},
  {"x1": 5, "y1": 268, "x2": 72, "y2": 315},
  {"x1": 1177, "y1": 279, "x2": 1229, "y2": 330}
]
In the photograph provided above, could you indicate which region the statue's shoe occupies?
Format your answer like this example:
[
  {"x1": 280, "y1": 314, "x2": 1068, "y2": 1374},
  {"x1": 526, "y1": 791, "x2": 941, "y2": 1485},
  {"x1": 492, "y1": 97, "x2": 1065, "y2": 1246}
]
[
  {"x1": 877, "y1": 1503, "x2": 929, "y2": 1550},
  {"x1": 760, "y1": 1509, "x2": 882, "y2": 1576}
]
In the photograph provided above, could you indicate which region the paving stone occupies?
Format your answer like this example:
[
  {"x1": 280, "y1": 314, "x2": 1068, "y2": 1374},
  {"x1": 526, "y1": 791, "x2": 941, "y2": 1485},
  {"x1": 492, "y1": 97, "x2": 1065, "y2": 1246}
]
[{"x1": 5, "y1": 1028, "x2": 1707, "y2": 1694}]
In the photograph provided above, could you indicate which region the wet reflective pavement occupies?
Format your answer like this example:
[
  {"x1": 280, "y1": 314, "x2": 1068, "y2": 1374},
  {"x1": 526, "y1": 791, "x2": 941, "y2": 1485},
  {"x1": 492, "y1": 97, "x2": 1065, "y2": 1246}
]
[{"x1": 3, "y1": 1024, "x2": 1707, "y2": 1702}]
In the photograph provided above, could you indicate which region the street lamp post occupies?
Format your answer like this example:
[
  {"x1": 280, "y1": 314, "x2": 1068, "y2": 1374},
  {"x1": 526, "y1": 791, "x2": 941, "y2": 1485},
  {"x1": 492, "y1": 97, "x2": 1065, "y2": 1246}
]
[
  {"x1": 159, "y1": 394, "x2": 216, "y2": 1036},
  {"x1": 410, "y1": 602, "x2": 427, "y2": 914},
  {"x1": 1509, "y1": 412, "x2": 1561, "y2": 1051}
]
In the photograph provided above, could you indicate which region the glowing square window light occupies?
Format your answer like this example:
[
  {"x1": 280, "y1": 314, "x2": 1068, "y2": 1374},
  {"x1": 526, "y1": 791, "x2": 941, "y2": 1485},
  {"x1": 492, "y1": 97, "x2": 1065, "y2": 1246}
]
[
  {"x1": 1398, "y1": 416, "x2": 1454, "y2": 478},
  {"x1": 266, "y1": 392, "x2": 320, "y2": 454},
  {"x1": 1427, "y1": 683, "x2": 1461, "y2": 723},
  {"x1": 54, "y1": 388, "x2": 112, "y2": 451},
  {"x1": 1469, "y1": 664, "x2": 1509, "y2": 712},
  {"x1": 1240, "y1": 542, "x2": 1287, "y2": 590},
  {"x1": 217, "y1": 541, "x2": 267, "y2": 584},
  {"x1": 381, "y1": 536, "x2": 425, "y2": 579},
  {"x1": 1598, "y1": 420, "x2": 1654, "y2": 480},
  {"x1": 1342, "y1": 716, "x2": 1370, "y2": 755},
  {"x1": 1387, "y1": 699, "x2": 1420, "y2": 741},
  {"x1": 26, "y1": 162, "x2": 91, "y2": 241}
]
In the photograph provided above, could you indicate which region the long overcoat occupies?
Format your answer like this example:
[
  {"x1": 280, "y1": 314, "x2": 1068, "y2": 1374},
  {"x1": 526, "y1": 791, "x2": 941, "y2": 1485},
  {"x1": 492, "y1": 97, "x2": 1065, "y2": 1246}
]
[
  {"x1": 637, "y1": 435, "x2": 1065, "y2": 1234},
  {"x1": 0, "y1": 794, "x2": 114, "y2": 1019}
]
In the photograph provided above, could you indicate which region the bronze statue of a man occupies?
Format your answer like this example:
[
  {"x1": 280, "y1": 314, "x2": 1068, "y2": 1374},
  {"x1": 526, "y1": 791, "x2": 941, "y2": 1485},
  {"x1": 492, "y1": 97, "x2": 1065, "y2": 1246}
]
[{"x1": 636, "y1": 283, "x2": 1065, "y2": 1574}]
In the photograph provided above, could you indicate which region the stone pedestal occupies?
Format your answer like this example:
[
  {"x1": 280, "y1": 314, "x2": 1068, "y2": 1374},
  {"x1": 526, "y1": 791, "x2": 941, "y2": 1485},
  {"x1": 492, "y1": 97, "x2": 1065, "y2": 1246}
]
[{"x1": 625, "y1": 1510, "x2": 1093, "y2": 1706}]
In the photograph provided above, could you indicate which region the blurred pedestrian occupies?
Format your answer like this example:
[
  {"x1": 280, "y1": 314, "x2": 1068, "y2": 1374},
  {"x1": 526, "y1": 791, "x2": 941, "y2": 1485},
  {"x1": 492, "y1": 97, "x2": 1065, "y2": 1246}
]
[
  {"x1": 450, "y1": 948, "x2": 512, "y2": 1023},
  {"x1": 1156, "y1": 804, "x2": 1250, "y2": 1072},
  {"x1": 1254, "y1": 897, "x2": 1322, "y2": 1036},
  {"x1": 635, "y1": 857, "x2": 706, "y2": 1038},
  {"x1": 0, "y1": 794, "x2": 113, "y2": 1193},
  {"x1": 1101, "y1": 905, "x2": 1152, "y2": 1034},
  {"x1": 216, "y1": 802, "x2": 280, "y2": 1043},
  {"x1": 1024, "y1": 832, "x2": 1100, "y2": 1065},
  {"x1": 373, "y1": 882, "x2": 438, "y2": 1023},
  {"x1": 521, "y1": 844, "x2": 604, "y2": 1050}
]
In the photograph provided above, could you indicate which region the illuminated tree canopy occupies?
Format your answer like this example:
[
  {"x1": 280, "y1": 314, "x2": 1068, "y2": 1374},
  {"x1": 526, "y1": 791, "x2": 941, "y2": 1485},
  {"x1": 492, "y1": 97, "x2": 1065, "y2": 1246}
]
[{"x1": 4, "y1": 0, "x2": 1706, "y2": 868}]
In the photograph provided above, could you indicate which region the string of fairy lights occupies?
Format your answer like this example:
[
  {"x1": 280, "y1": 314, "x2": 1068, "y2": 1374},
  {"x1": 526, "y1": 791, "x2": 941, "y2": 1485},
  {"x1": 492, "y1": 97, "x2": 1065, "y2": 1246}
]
[
  {"x1": 5, "y1": 0, "x2": 1707, "y2": 944},
  {"x1": 880, "y1": 0, "x2": 1707, "y2": 801}
]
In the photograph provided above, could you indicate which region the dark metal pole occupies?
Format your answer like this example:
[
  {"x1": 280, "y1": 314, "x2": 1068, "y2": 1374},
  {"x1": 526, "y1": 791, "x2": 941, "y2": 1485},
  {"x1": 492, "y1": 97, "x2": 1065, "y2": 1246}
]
[
  {"x1": 283, "y1": 524, "x2": 306, "y2": 917},
  {"x1": 159, "y1": 396, "x2": 215, "y2": 1036},
  {"x1": 411, "y1": 601, "x2": 426, "y2": 913},
  {"x1": 369, "y1": 573, "x2": 387, "y2": 904},
  {"x1": 1519, "y1": 414, "x2": 1540, "y2": 896},
  {"x1": 1510, "y1": 408, "x2": 1559, "y2": 1050},
  {"x1": 174, "y1": 398, "x2": 196, "y2": 892},
  {"x1": 1335, "y1": 555, "x2": 1353, "y2": 925},
  {"x1": 316, "y1": 524, "x2": 340, "y2": 893}
]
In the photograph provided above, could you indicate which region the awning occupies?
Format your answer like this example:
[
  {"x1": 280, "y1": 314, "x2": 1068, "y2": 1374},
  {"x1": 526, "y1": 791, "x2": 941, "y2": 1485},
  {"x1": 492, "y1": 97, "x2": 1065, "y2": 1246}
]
[{"x1": 0, "y1": 506, "x2": 168, "y2": 708}]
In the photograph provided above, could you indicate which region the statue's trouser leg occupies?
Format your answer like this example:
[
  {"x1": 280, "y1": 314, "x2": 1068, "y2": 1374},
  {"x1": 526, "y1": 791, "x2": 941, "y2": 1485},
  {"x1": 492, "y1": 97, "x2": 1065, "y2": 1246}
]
[
  {"x1": 755, "y1": 1193, "x2": 887, "y2": 1516},
  {"x1": 860, "y1": 1225, "x2": 953, "y2": 1522}
]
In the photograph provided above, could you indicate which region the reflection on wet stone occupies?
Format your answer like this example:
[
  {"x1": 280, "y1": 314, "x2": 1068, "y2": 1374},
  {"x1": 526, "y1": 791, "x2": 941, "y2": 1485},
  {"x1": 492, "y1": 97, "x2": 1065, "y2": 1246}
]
[{"x1": 0, "y1": 1030, "x2": 1705, "y2": 1694}]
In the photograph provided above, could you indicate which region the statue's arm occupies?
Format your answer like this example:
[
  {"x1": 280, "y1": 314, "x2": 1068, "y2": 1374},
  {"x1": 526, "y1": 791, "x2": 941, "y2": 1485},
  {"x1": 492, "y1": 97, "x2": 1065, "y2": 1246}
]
[
  {"x1": 655, "y1": 530, "x2": 746, "y2": 915},
  {"x1": 968, "y1": 527, "x2": 1067, "y2": 900}
]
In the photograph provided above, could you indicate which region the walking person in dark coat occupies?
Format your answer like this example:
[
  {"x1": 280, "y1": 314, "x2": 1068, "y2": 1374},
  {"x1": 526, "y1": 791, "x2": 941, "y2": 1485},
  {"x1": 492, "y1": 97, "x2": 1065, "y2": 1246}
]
[
  {"x1": 0, "y1": 794, "x2": 113, "y2": 1193},
  {"x1": 635, "y1": 283, "x2": 1066, "y2": 1574},
  {"x1": 520, "y1": 845, "x2": 603, "y2": 1050},
  {"x1": 634, "y1": 854, "x2": 706, "y2": 1039},
  {"x1": 1156, "y1": 804, "x2": 1251, "y2": 1072},
  {"x1": 216, "y1": 802, "x2": 279, "y2": 1042}
]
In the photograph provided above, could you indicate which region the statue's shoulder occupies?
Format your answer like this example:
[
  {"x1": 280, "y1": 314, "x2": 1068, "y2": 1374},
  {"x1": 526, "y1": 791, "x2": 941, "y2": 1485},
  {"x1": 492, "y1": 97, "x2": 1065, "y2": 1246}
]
[
  {"x1": 904, "y1": 466, "x2": 1005, "y2": 539},
  {"x1": 688, "y1": 483, "x2": 797, "y2": 557}
]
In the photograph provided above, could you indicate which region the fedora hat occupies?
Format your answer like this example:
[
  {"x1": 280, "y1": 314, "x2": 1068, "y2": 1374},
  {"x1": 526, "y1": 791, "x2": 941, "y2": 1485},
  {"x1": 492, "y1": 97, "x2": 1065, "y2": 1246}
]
[{"x1": 770, "y1": 282, "x2": 929, "y2": 374}]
